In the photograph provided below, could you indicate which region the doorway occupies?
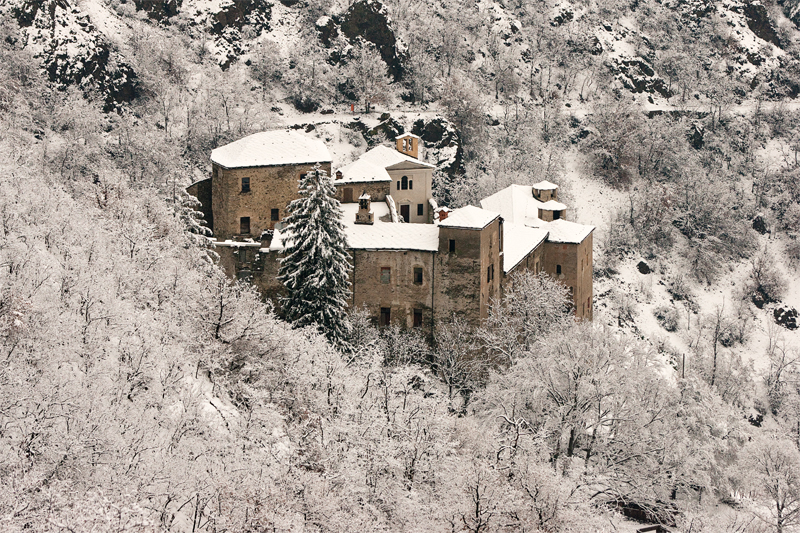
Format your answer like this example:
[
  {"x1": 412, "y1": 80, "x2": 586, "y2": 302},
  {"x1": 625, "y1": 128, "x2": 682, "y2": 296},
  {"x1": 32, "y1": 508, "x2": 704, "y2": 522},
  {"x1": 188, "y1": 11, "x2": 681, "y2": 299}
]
[{"x1": 400, "y1": 204, "x2": 410, "y2": 222}]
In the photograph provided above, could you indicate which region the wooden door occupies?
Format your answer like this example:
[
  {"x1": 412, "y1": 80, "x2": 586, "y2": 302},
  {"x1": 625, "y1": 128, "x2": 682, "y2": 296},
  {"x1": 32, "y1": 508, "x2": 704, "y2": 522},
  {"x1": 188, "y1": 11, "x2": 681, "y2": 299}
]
[
  {"x1": 400, "y1": 204, "x2": 410, "y2": 222},
  {"x1": 343, "y1": 188, "x2": 353, "y2": 203}
]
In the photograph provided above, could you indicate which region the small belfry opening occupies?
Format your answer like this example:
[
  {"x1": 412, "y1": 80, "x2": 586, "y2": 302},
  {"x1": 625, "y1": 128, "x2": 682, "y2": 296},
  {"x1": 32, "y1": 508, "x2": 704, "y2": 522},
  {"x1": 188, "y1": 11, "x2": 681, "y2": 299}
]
[{"x1": 395, "y1": 133, "x2": 420, "y2": 159}]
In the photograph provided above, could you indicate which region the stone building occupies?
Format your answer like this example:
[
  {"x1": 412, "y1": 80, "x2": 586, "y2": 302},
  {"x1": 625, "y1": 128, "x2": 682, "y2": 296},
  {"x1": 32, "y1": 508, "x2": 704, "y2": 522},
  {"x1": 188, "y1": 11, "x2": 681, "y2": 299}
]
[
  {"x1": 193, "y1": 129, "x2": 595, "y2": 327},
  {"x1": 188, "y1": 130, "x2": 332, "y2": 241}
]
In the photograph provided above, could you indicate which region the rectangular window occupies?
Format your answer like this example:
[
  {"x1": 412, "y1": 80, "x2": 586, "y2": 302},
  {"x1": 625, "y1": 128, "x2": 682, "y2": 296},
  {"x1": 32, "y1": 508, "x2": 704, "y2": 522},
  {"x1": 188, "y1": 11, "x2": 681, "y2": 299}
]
[
  {"x1": 553, "y1": 210, "x2": 561, "y2": 220},
  {"x1": 396, "y1": 181, "x2": 400, "y2": 190},
  {"x1": 417, "y1": 203, "x2": 424, "y2": 216},
  {"x1": 271, "y1": 208, "x2": 279, "y2": 221},
  {"x1": 449, "y1": 239, "x2": 455, "y2": 253},
  {"x1": 380, "y1": 307, "x2": 391, "y2": 327},
  {"x1": 409, "y1": 179, "x2": 413, "y2": 190},
  {"x1": 556, "y1": 264, "x2": 562, "y2": 275},
  {"x1": 487, "y1": 265, "x2": 491, "y2": 283},
  {"x1": 413, "y1": 309, "x2": 423, "y2": 328},
  {"x1": 240, "y1": 217, "x2": 250, "y2": 234},
  {"x1": 241, "y1": 177, "x2": 250, "y2": 192},
  {"x1": 413, "y1": 267, "x2": 423, "y2": 285},
  {"x1": 381, "y1": 267, "x2": 391, "y2": 284}
]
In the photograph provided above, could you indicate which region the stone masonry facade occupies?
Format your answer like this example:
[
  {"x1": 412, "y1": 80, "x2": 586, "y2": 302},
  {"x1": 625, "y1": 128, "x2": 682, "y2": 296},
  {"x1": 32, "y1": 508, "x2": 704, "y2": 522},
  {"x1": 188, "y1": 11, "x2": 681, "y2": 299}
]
[{"x1": 192, "y1": 130, "x2": 594, "y2": 329}]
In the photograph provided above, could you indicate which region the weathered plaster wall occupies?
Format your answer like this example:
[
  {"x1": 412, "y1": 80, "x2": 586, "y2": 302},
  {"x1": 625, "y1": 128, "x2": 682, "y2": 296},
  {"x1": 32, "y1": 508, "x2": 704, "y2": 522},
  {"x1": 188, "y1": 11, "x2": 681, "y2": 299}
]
[{"x1": 387, "y1": 166, "x2": 433, "y2": 223}]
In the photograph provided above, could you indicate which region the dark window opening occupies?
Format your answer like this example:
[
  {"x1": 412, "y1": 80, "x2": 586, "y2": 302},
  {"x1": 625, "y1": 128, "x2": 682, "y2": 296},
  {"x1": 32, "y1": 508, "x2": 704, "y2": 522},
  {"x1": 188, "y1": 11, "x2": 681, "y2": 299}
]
[
  {"x1": 417, "y1": 203, "x2": 424, "y2": 216},
  {"x1": 381, "y1": 267, "x2": 391, "y2": 284},
  {"x1": 401, "y1": 176, "x2": 409, "y2": 190},
  {"x1": 409, "y1": 179, "x2": 413, "y2": 190},
  {"x1": 413, "y1": 309, "x2": 423, "y2": 328},
  {"x1": 240, "y1": 217, "x2": 250, "y2": 234},
  {"x1": 556, "y1": 264, "x2": 562, "y2": 275},
  {"x1": 487, "y1": 264, "x2": 494, "y2": 282},
  {"x1": 449, "y1": 239, "x2": 455, "y2": 253},
  {"x1": 396, "y1": 181, "x2": 400, "y2": 190},
  {"x1": 553, "y1": 210, "x2": 561, "y2": 220},
  {"x1": 380, "y1": 307, "x2": 391, "y2": 327},
  {"x1": 271, "y1": 208, "x2": 279, "y2": 221},
  {"x1": 241, "y1": 177, "x2": 250, "y2": 193},
  {"x1": 413, "y1": 267, "x2": 423, "y2": 285}
]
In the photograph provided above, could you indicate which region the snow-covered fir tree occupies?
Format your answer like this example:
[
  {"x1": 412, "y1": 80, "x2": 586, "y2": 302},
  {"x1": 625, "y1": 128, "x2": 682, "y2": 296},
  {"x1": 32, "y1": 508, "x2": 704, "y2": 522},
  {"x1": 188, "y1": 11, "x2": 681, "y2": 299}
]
[{"x1": 278, "y1": 166, "x2": 352, "y2": 347}]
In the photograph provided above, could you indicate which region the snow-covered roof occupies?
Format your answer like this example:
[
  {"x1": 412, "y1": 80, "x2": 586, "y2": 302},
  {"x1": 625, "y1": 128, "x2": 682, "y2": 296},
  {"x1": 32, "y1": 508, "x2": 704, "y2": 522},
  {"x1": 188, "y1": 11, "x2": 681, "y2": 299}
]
[
  {"x1": 503, "y1": 223, "x2": 549, "y2": 274},
  {"x1": 271, "y1": 202, "x2": 440, "y2": 253},
  {"x1": 358, "y1": 192, "x2": 371, "y2": 200},
  {"x1": 340, "y1": 202, "x2": 438, "y2": 251},
  {"x1": 336, "y1": 145, "x2": 434, "y2": 184},
  {"x1": 532, "y1": 180, "x2": 559, "y2": 190},
  {"x1": 543, "y1": 219, "x2": 594, "y2": 244},
  {"x1": 395, "y1": 133, "x2": 421, "y2": 140},
  {"x1": 439, "y1": 205, "x2": 499, "y2": 230},
  {"x1": 211, "y1": 131, "x2": 332, "y2": 169},
  {"x1": 480, "y1": 184, "x2": 593, "y2": 244},
  {"x1": 480, "y1": 184, "x2": 544, "y2": 227},
  {"x1": 540, "y1": 200, "x2": 567, "y2": 211},
  {"x1": 346, "y1": 223, "x2": 440, "y2": 251}
]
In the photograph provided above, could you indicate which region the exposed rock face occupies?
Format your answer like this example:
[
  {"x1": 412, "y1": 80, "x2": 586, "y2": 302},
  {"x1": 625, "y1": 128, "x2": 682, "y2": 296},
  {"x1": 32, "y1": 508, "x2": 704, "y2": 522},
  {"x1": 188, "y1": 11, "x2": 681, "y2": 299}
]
[
  {"x1": 688, "y1": 122, "x2": 704, "y2": 150},
  {"x1": 315, "y1": 16, "x2": 338, "y2": 47},
  {"x1": 614, "y1": 58, "x2": 673, "y2": 98},
  {"x1": 10, "y1": 0, "x2": 138, "y2": 111},
  {"x1": 775, "y1": 307, "x2": 799, "y2": 330},
  {"x1": 779, "y1": 0, "x2": 800, "y2": 27},
  {"x1": 340, "y1": 0, "x2": 405, "y2": 82},
  {"x1": 752, "y1": 214, "x2": 768, "y2": 235},
  {"x1": 637, "y1": 261, "x2": 651, "y2": 274},
  {"x1": 412, "y1": 117, "x2": 464, "y2": 177},
  {"x1": 131, "y1": 0, "x2": 183, "y2": 21},
  {"x1": 743, "y1": 1, "x2": 781, "y2": 46}
]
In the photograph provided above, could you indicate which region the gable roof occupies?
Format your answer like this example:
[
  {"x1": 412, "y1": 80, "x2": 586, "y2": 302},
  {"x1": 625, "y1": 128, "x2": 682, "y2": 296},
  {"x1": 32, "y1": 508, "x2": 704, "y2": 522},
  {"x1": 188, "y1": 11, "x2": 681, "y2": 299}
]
[
  {"x1": 336, "y1": 145, "x2": 435, "y2": 184},
  {"x1": 480, "y1": 184, "x2": 542, "y2": 227},
  {"x1": 439, "y1": 205, "x2": 500, "y2": 230},
  {"x1": 543, "y1": 219, "x2": 594, "y2": 244},
  {"x1": 211, "y1": 131, "x2": 332, "y2": 169},
  {"x1": 503, "y1": 223, "x2": 549, "y2": 274},
  {"x1": 480, "y1": 184, "x2": 594, "y2": 244}
]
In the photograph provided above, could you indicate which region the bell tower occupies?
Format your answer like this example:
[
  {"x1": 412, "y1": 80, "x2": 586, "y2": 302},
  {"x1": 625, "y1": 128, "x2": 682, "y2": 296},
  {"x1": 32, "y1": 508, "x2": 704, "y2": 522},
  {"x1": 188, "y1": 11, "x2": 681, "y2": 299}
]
[{"x1": 395, "y1": 133, "x2": 420, "y2": 159}]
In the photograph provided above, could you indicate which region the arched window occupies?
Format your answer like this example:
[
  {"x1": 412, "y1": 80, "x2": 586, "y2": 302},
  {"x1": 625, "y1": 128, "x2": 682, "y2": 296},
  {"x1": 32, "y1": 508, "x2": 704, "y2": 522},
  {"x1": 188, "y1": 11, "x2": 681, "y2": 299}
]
[{"x1": 401, "y1": 175, "x2": 409, "y2": 190}]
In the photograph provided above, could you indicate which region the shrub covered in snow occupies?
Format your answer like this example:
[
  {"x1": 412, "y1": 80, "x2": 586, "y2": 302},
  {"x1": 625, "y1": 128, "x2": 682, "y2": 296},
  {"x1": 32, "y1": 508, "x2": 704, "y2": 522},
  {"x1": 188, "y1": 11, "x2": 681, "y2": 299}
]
[{"x1": 654, "y1": 304, "x2": 679, "y2": 332}]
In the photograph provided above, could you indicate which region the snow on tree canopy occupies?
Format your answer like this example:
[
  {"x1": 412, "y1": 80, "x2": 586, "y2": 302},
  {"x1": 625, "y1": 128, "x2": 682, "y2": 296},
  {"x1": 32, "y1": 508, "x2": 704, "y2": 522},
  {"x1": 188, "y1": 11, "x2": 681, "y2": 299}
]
[{"x1": 277, "y1": 166, "x2": 352, "y2": 347}]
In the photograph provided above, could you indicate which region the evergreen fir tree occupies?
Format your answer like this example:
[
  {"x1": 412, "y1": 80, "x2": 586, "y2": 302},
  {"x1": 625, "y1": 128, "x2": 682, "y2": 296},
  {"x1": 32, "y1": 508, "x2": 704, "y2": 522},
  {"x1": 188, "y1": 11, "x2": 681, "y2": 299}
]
[{"x1": 278, "y1": 166, "x2": 352, "y2": 347}]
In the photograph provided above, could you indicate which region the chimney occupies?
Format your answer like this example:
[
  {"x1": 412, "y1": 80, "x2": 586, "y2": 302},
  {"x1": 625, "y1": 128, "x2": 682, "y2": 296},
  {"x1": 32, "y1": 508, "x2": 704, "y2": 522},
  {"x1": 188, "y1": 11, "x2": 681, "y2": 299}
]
[
  {"x1": 355, "y1": 192, "x2": 374, "y2": 225},
  {"x1": 395, "y1": 133, "x2": 420, "y2": 159},
  {"x1": 335, "y1": 170, "x2": 343, "y2": 180}
]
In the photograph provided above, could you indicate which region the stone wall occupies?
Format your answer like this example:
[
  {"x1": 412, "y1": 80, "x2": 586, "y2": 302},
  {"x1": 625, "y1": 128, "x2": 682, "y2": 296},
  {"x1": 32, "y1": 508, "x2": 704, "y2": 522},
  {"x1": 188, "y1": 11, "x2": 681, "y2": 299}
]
[
  {"x1": 542, "y1": 233, "x2": 593, "y2": 320},
  {"x1": 351, "y1": 249, "x2": 436, "y2": 333},
  {"x1": 211, "y1": 161, "x2": 332, "y2": 240},
  {"x1": 502, "y1": 241, "x2": 546, "y2": 292},
  {"x1": 435, "y1": 219, "x2": 501, "y2": 325},
  {"x1": 187, "y1": 178, "x2": 214, "y2": 232},
  {"x1": 334, "y1": 181, "x2": 391, "y2": 203}
]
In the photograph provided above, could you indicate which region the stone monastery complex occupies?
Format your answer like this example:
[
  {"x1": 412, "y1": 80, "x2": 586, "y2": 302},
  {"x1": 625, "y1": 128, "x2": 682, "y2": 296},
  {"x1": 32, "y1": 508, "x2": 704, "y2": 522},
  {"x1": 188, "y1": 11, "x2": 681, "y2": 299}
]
[{"x1": 189, "y1": 130, "x2": 594, "y2": 329}]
